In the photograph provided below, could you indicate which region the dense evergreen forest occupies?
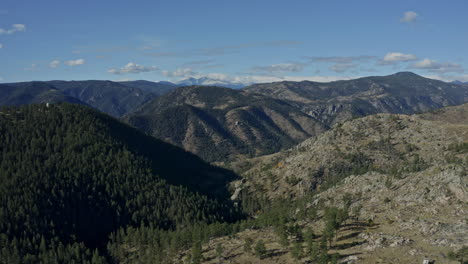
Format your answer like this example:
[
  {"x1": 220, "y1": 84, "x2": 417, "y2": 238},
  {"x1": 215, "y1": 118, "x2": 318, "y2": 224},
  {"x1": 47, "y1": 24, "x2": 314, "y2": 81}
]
[{"x1": 0, "y1": 103, "x2": 241, "y2": 263}]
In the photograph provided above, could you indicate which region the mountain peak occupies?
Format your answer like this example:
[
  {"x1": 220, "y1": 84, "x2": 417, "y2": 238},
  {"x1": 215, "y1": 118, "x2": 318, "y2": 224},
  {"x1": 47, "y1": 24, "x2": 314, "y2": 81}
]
[{"x1": 390, "y1": 71, "x2": 422, "y2": 78}]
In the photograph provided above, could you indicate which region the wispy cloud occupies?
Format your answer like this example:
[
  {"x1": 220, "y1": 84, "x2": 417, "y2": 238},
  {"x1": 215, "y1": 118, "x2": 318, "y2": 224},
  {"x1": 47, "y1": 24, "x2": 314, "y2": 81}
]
[
  {"x1": 24, "y1": 64, "x2": 40, "y2": 71},
  {"x1": 162, "y1": 68, "x2": 196, "y2": 78},
  {"x1": 108, "y1": 62, "x2": 159, "y2": 75},
  {"x1": 72, "y1": 45, "x2": 131, "y2": 55},
  {"x1": 0, "y1": 24, "x2": 26, "y2": 35},
  {"x1": 378, "y1": 52, "x2": 418, "y2": 65},
  {"x1": 65, "y1": 59, "x2": 85, "y2": 66},
  {"x1": 179, "y1": 59, "x2": 224, "y2": 70},
  {"x1": 49, "y1": 60, "x2": 60, "y2": 68},
  {"x1": 148, "y1": 40, "x2": 301, "y2": 58},
  {"x1": 400, "y1": 11, "x2": 418, "y2": 23},
  {"x1": 252, "y1": 63, "x2": 305, "y2": 73},
  {"x1": 303, "y1": 56, "x2": 375, "y2": 73},
  {"x1": 305, "y1": 56, "x2": 376, "y2": 64},
  {"x1": 410, "y1": 59, "x2": 464, "y2": 73},
  {"x1": 181, "y1": 60, "x2": 216, "y2": 66},
  {"x1": 330, "y1": 63, "x2": 357, "y2": 73},
  {"x1": 0, "y1": 43, "x2": 3, "y2": 49}
]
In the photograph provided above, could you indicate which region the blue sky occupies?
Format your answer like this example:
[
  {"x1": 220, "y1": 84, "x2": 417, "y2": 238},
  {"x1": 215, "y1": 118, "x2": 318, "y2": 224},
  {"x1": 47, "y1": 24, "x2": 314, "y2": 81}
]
[{"x1": 1, "y1": 0, "x2": 467, "y2": 83}]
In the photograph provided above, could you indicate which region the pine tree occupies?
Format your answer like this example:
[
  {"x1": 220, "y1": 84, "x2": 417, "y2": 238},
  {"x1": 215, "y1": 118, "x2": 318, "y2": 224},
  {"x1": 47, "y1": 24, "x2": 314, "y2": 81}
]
[
  {"x1": 309, "y1": 240, "x2": 320, "y2": 262},
  {"x1": 243, "y1": 237, "x2": 253, "y2": 254},
  {"x1": 290, "y1": 241, "x2": 303, "y2": 261},
  {"x1": 215, "y1": 244, "x2": 224, "y2": 262},
  {"x1": 191, "y1": 241, "x2": 203, "y2": 264},
  {"x1": 254, "y1": 240, "x2": 267, "y2": 259},
  {"x1": 276, "y1": 225, "x2": 289, "y2": 248}
]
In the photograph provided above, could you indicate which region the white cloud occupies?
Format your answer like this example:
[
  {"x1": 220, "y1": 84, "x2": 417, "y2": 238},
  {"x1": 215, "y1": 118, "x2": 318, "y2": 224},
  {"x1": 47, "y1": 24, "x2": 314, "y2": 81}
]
[
  {"x1": 108, "y1": 62, "x2": 158, "y2": 74},
  {"x1": 65, "y1": 59, "x2": 85, "y2": 66},
  {"x1": 49, "y1": 60, "x2": 60, "y2": 68},
  {"x1": 252, "y1": 63, "x2": 304, "y2": 73},
  {"x1": 0, "y1": 43, "x2": 3, "y2": 48},
  {"x1": 400, "y1": 11, "x2": 418, "y2": 23},
  {"x1": 0, "y1": 24, "x2": 26, "y2": 35},
  {"x1": 410, "y1": 58, "x2": 463, "y2": 73},
  {"x1": 380, "y1": 52, "x2": 417, "y2": 65}
]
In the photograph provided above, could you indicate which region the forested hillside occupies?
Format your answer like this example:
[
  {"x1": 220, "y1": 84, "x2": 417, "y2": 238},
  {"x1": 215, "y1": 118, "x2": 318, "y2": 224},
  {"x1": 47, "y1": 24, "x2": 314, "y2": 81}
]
[
  {"x1": 119, "y1": 80, "x2": 177, "y2": 95},
  {"x1": 0, "y1": 103, "x2": 240, "y2": 263},
  {"x1": 45, "y1": 80, "x2": 156, "y2": 117}
]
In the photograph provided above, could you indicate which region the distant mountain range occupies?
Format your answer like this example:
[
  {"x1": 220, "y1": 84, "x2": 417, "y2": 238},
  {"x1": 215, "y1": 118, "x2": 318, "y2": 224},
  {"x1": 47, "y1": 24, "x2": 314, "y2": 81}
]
[
  {"x1": 245, "y1": 72, "x2": 468, "y2": 126},
  {"x1": 0, "y1": 78, "x2": 246, "y2": 117},
  {"x1": 452, "y1": 80, "x2": 468, "y2": 85},
  {"x1": 2, "y1": 72, "x2": 468, "y2": 163},
  {"x1": 125, "y1": 72, "x2": 468, "y2": 162},
  {"x1": 1, "y1": 80, "x2": 176, "y2": 117}
]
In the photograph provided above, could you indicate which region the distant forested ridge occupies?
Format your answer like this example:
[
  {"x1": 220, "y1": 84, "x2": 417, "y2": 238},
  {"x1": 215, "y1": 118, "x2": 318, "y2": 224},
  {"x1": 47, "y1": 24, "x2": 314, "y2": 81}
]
[{"x1": 1, "y1": 80, "x2": 174, "y2": 117}]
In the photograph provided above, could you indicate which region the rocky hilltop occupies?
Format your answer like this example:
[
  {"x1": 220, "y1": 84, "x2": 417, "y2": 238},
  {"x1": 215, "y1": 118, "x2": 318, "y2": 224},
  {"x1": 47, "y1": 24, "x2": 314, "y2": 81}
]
[
  {"x1": 211, "y1": 103, "x2": 468, "y2": 263},
  {"x1": 238, "y1": 103, "x2": 467, "y2": 199}
]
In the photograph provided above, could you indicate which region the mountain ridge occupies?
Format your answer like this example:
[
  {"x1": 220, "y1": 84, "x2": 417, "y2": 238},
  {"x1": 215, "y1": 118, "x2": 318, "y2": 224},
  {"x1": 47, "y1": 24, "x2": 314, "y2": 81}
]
[
  {"x1": 0, "y1": 81, "x2": 86, "y2": 106},
  {"x1": 125, "y1": 85, "x2": 327, "y2": 162},
  {"x1": 244, "y1": 72, "x2": 468, "y2": 126}
]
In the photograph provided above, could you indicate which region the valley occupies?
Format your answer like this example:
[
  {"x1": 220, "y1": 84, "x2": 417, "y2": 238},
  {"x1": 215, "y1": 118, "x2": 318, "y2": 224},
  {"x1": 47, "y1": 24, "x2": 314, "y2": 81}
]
[{"x1": 0, "y1": 73, "x2": 467, "y2": 264}]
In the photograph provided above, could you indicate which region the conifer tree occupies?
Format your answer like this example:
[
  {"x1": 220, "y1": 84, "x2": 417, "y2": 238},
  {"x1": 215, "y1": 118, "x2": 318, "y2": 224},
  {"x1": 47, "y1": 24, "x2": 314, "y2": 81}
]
[
  {"x1": 290, "y1": 241, "x2": 303, "y2": 261},
  {"x1": 243, "y1": 237, "x2": 253, "y2": 254},
  {"x1": 254, "y1": 240, "x2": 267, "y2": 259}
]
